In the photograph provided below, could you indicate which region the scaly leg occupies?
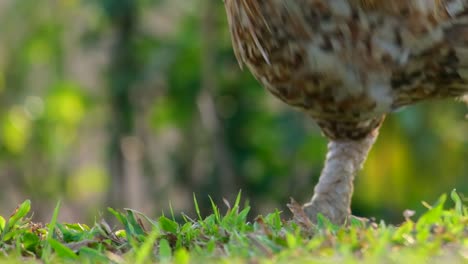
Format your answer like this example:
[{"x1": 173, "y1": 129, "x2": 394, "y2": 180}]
[{"x1": 303, "y1": 130, "x2": 379, "y2": 224}]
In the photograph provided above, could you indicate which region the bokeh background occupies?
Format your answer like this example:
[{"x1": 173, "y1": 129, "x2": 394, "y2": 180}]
[{"x1": 0, "y1": 0, "x2": 467, "y2": 224}]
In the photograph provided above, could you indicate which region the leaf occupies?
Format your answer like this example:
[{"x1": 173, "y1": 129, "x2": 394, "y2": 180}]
[
  {"x1": 1, "y1": 200, "x2": 31, "y2": 240},
  {"x1": 63, "y1": 223, "x2": 90, "y2": 232},
  {"x1": 174, "y1": 248, "x2": 190, "y2": 264},
  {"x1": 159, "y1": 238, "x2": 172, "y2": 262},
  {"x1": 392, "y1": 221, "x2": 414, "y2": 243},
  {"x1": 125, "y1": 210, "x2": 146, "y2": 237},
  {"x1": 47, "y1": 200, "x2": 61, "y2": 241},
  {"x1": 48, "y1": 238, "x2": 78, "y2": 260},
  {"x1": 109, "y1": 208, "x2": 134, "y2": 240},
  {"x1": 193, "y1": 193, "x2": 202, "y2": 221},
  {"x1": 169, "y1": 202, "x2": 176, "y2": 222},
  {"x1": 79, "y1": 247, "x2": 110, "y2": 262},
  {"x1": 0, "y1": 216, "x2": 5, "y2": 232},
  {"x1": 22, "y1": 232, "x2": 40, "y2": 251},
  {"x1": 115, "y1": 229, "x2": 127, "y2": 238},
  {"x1": 416, "y1": 194, "x2": 447, "y2": 231},
  {"x1": 208, "y1": 196, "x2": 220, "y2": 223},
  {"x1": 135, "y1": 229, "x2": 159, "y2": 264},
  {"x1": 108, "y1": 208, "x2": 128, "y2": 227},
  {"x1": 316, "y1": 213, "x2": 334, "y2": 231},
  {"x1": 286, "y1": 232, "x2": 297, "y2": 249},
  {"x1": 265, "y1": 210, "x2": 282, "y2": 232},
  {"x1": 450, "y1": 189, "x2": 463, "y2": 215},
  {"x1": 9, "y1": 200, "x2": 31, "y2": 228},
  {"x1": 206, "y1": 239, "x2": 216, "y2": 254},
  {"x1": 349, "y1": 216, "x2": 366, "y2": 228},
  {"x1": 3, "y1": 229, "x2": 20, "y2": 243},
  {"x1": 125, "y1": 208, "x2": 159, "y2": 228},
  {"x1": 58, "y1": 223, "x2": 85, "y2": 243},
  {"x1": 42, "y1": 200, "x2": 62, "y2": 261},
  {"x1": 233, "y1": 190, "x2": 242, "y2": 214},
  {"x1": 158, "y1": 216, "x2": 178, "y2": 234}
]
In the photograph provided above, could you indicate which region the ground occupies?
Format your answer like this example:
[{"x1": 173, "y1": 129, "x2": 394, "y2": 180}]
[{"x1": 0, "y1": 191, "x2": 467, "y2": 263}]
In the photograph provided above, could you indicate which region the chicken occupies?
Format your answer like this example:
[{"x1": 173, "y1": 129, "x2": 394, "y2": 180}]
[{"x1": 224, "y1": 0, "x2": 468, "y2": 224}]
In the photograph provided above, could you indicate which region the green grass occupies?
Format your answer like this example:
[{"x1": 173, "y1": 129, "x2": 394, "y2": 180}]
[{"x1": 0, "y1": 190, "x2": 467, "y2": 263}]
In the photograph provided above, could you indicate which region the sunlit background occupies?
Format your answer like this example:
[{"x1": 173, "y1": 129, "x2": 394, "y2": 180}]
[{"x1": 0, "y1": 0, "x2": 467, "y2": 224}]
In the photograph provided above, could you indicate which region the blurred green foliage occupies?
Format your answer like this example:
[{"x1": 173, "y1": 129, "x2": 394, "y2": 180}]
[{"x1": 0, "y1": 0, "x2": 466, "y2": 223}]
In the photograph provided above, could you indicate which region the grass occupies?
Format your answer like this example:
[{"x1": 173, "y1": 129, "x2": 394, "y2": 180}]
[{"x1": 0, "y1": 190, "x2": 467, "y2": 263}]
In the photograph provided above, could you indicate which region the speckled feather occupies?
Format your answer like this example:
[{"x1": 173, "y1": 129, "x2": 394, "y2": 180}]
[{"x1": 225, "y1": 0, "x2": 468, "y2": 139}]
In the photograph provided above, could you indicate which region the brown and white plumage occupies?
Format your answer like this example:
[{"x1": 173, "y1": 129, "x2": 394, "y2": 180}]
[{"x1": 224, "y1": 0, "x2": 468, "y2": 224}]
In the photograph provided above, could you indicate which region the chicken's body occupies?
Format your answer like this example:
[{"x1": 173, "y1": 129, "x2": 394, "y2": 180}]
[{"x1": 225, "y1": 0, "x2": 468, "y2": 224}]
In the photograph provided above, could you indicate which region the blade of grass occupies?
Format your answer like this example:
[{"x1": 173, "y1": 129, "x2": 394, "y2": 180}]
[
  {"x1": 158, "y1": 238, "x2": 171, "y2": 262},
  {"x1": 135, "y1": 228, "x2": 159, "y2": 264},
  {"x1": 208, "y1": 196, "x2": 220, "y2": 223},
  {"x1": 125, "y1": 208, "x2": 159, "y2": 228},
  {"x1": 79, "y1": 247, "x2": 110, "y2": 262},
  {"x1": 193, "y1": 193, "x2": 202, "y2": 221},
  {"x1": 0, "y1": 216, "x2": 5, "y2": 231},
  {"x1": 174, "y1": 248, "x2": 190, "y2": 264},
  {"x1": 158, "y1": 216, "x2": 178, "y2": 234},
  {"x1": 42, "y1": 200, "x2": 61, "y2": 262},
  {"x1": 48, "y1": 238, "x2": 78, "y2": 260},
  {"x1": 1, "y1": 200, "x2": 31, "y2": 241},
  {"x1": 450, "y1": 189, "x2": 463, "y2": 215},
  {"x1": 169, "y1": 201, "x2": 176, "y2": 222},
  {"x1": 233, "y1": 190, "x2": 242, "y2": 214}
]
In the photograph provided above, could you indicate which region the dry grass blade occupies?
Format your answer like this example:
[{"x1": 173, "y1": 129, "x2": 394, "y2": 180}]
[{"x1": 287, "y1": 198, "x2": 313, "y2": 230}]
